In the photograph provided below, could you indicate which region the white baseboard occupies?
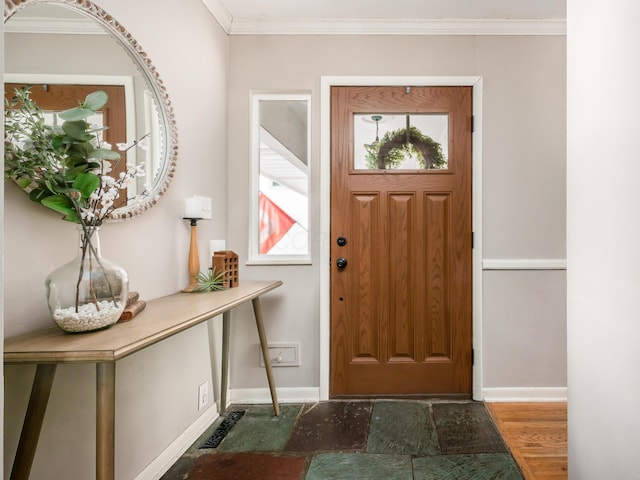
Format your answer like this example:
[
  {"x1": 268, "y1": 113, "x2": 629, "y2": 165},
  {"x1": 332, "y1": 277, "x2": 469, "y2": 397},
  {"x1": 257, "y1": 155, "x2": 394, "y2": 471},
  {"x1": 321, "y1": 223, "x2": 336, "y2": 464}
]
[
  {"x1": 135, "y1": 405, "x2": 220, "y2": 480},
  {"x1": 229, "y1": 387, "x2": 320, "y2": 405},
  {"x1": 230, "y1": 387, "x2": 567, "y2": 404},
  {"x1": 482, "y1": 387, "x2": 567, "y2": 402}
]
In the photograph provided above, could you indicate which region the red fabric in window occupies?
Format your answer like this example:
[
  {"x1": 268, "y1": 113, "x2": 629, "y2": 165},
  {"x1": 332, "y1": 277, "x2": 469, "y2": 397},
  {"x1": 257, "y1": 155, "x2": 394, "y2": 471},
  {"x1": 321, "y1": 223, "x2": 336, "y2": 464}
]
[{"x1": 259, "y1": 192, "x2": 296, "y2": 254}]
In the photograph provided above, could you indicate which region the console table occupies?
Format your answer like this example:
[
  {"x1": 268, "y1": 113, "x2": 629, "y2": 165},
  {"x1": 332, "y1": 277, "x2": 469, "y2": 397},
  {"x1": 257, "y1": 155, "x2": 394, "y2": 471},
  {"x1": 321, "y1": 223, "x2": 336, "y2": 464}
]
[{"x1": 5, "y1": 280, "x2": 283, "y2": 480}]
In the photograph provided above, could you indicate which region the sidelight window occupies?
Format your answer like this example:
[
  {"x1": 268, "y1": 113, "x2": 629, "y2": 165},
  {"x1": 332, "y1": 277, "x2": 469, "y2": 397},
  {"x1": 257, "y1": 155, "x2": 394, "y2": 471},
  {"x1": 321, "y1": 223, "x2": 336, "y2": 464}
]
[{"x1": 249, "y1": 93, "x2": 311, "y2": 264}]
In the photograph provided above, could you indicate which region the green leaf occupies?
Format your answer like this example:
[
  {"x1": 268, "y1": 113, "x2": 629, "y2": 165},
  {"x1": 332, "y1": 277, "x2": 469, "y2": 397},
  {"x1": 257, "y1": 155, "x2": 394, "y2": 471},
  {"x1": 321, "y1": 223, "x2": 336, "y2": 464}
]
[
  {"x1": 40, "y1": 194, "x2": 81, "y2": 223},
  {"x1": 62, "y1": 120, "x2": 93, "y2": 141},
  {"x1": 29, "y1": 188, "x2": 51, "y2": 203},
  {"x1": 66, "y1": 165, "x2": 91, "y2": 180},
  {"x1": 16, "y1": 177, "x2": 32, "y2": 189},
  {"x1": 88, "y1": 148, "x2": 121, "y2": 161},
  {"x1": 72, "y1": 173, "x2": 100, "y2": 198},
  {"x1": 41, "y1": 194, "x2": 75, "y2": 216},
  {"x1": 58, "y1": 107, "x2": 94, "y2": 122},
  {"x1": 66, "y1": 142, "x2": 93, "y2": 160},
  {"x1": 62, "y1": 210, "x2": 81, "y2": 223},
  {"x1": 83, "y1": 90, "x2": 108, "y2": 111},
  {"x1": 43, "y1": 179, "x2": 62, "y2": 195},
  {"x1": 51, "y1": 135, "x2": 65, "y2": 151}
]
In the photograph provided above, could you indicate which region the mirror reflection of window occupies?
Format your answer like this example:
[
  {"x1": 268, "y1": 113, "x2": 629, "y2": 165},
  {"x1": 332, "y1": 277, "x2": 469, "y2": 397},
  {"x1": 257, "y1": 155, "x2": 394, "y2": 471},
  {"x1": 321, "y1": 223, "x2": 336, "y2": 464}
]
[
  {"x1": 250, "y1": 94, "x2": 311, "y2": 263},
  {"x1": 4, "y1": 82, "x2": 131, "y2": 207}
]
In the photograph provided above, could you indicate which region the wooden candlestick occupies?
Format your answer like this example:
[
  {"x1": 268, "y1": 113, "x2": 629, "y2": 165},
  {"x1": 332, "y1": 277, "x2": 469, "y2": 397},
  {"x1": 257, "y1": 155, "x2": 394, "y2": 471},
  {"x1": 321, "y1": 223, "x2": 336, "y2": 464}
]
[{"x1": 182, "y1": 218, "x2": 201, "y2": 293}]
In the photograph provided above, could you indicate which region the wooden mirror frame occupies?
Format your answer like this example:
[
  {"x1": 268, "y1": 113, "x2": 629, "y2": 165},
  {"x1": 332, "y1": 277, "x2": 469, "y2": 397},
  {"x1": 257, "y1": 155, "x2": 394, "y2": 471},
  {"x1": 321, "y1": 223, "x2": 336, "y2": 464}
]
[{"x1": 4, "y1": 0, "x2": 178, "y2": 220}]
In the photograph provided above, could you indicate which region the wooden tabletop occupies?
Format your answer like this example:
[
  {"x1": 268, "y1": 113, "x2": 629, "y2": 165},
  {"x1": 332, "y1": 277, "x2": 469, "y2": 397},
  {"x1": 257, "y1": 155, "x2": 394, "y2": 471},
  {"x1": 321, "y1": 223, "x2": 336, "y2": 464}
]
[{"x1": 4, "y1": 280, "x2": 283, "y2": 365}]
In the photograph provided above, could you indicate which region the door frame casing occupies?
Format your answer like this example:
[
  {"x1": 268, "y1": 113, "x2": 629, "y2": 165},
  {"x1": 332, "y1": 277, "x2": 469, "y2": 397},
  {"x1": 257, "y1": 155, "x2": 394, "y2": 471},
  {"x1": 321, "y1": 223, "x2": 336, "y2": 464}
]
[{"x1": 319, "y1": 76, "x2": 483, "y2": 400}]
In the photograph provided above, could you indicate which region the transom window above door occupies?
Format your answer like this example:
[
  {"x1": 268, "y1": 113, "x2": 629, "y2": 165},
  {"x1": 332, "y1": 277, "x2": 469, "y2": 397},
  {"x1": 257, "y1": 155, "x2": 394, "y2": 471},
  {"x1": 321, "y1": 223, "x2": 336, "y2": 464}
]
[{"x1": 353, "y1": 113, "x2": 449, "y2": 171}]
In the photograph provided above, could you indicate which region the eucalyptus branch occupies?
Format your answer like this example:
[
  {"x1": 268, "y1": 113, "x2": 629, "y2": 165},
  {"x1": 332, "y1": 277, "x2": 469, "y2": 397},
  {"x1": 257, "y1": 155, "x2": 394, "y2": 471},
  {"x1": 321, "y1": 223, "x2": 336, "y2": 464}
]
[{"x1": 6, "y1": 87, "x2": 148, "y2": 317}]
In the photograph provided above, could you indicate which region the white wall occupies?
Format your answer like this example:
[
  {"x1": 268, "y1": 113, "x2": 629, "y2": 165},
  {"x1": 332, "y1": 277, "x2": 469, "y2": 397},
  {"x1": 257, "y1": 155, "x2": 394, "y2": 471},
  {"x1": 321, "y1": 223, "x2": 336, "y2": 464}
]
[
  {"x1": 227, "y1": 35, "x2": 566, "y2": 397},
  {"x1": 3, "y1": 0, "x2": 228, "y2": 478},
  {"x1": 567, "y1": 1, "x2": 640, "y2": 477}
]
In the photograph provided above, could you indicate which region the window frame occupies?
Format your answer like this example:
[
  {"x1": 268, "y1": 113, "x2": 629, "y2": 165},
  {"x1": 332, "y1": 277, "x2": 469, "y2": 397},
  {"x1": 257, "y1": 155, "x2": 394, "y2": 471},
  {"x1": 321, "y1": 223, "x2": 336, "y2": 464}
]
[{"x1": 248, "y1": 91, "x2": 312, "y2": 265}]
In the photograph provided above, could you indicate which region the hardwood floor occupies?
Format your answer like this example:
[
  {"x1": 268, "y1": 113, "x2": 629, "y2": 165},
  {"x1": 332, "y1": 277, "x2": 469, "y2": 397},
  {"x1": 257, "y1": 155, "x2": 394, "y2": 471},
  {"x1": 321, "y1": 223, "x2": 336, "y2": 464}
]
[{"x1": 487, "y1": 402, "x2": 567, "y2": 480}]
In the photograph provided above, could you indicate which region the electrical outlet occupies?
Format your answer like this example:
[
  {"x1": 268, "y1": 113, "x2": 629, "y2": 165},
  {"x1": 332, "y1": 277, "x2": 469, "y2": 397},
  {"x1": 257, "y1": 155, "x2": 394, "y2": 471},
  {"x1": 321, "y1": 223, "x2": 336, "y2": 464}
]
[
  {"x1": 198, "y1": 382, "x2": 209, "y2": 410},
  {"x1": 259, "y1": 342, "x2": 301, "y2": 367}
]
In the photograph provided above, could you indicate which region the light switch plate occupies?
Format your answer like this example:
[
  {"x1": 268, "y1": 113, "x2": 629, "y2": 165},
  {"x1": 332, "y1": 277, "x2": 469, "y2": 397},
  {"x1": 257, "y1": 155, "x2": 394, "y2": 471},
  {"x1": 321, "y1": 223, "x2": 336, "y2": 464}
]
[{"x1": 198, "y1": 381, "x2": 209, "y2": 410}]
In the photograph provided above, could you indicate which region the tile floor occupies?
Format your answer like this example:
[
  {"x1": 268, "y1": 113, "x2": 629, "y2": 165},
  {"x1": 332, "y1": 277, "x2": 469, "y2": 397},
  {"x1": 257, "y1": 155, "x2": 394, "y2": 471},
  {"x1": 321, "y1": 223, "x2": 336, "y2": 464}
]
[{"x1": 162, "y1": 400, "x2": 523, "y2": 480}]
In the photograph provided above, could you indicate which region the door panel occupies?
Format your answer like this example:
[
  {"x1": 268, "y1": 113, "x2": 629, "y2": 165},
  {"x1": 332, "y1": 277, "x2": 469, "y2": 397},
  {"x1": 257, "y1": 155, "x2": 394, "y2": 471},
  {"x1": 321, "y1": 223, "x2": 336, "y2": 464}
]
[
  {"x1": 330, "y1": 85, "x2": 472, "y2": 396},
  {"x1": 388, "y1": 193, "x2": 415, "y2": 362},
  {"x1": 351, "y1": 193, "x2": 381, "y2": 363},
  {"x1": 425, "y1": 192, "x2": 452, "y2": 362}
]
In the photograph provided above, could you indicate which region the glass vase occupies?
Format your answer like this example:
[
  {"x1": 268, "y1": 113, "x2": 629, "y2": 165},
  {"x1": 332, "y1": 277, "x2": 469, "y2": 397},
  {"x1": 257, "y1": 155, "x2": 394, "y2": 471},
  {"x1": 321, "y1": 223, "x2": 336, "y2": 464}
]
[{"x1": 45, "y1": 226, "x2": 129, "y2": 333}]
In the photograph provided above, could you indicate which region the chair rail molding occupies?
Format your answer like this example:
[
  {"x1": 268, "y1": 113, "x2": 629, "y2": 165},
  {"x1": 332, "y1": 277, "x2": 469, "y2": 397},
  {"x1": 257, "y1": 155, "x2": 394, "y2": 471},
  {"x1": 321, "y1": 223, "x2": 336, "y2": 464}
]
[
  {"x1": 482, "y1": 259, "x2": 567, "y2": 270},
  {"x1": 228, "y1": 18, "x2": 566, "y2": 36}
]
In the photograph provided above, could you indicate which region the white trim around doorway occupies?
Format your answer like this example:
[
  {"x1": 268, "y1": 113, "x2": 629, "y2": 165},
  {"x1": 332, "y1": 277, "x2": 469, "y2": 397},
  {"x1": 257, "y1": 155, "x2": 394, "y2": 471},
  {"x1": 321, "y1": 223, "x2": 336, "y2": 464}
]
[{"x1": 319, "y1": 76, "x2": 484, "y2": 401}]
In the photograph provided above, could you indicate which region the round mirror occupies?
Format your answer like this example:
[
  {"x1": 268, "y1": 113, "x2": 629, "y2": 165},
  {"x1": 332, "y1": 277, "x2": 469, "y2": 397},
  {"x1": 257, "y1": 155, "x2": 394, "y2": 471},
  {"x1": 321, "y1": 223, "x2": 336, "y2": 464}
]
[{"x1": 4, "y1": 0, "x2": 178, "y2": 220}]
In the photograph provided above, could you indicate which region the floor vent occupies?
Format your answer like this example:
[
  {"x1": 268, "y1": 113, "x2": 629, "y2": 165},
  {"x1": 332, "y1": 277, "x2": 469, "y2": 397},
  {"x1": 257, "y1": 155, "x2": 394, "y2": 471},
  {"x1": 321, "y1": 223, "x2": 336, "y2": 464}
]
[{"x1": 200, "y1": 410, "x2": 246, "y2": 449}]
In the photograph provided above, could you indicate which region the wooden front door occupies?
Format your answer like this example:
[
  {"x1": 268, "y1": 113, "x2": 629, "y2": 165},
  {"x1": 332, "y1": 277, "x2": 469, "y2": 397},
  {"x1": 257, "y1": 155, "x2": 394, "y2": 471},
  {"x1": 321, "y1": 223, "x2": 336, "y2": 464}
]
[{"x1": 330, "y1": 86, "x2": 473, "y2": 396}]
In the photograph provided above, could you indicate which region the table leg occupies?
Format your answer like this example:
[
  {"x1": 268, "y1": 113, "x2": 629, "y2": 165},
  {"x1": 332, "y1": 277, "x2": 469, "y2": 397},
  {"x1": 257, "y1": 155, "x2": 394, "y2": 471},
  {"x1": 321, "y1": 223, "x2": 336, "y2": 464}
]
[
  {"x1": 252, "y1": 298, "x2": 280, "y2": 416},
  {"x1": 96, "y1": 362, "x2": 115, "y2": 480},
  {"x1": 220, "y1": 310, "x2": 230, "y2": 415},
  {"x1": 10, "y1": 364, "x2": 57, "y2": 480}
]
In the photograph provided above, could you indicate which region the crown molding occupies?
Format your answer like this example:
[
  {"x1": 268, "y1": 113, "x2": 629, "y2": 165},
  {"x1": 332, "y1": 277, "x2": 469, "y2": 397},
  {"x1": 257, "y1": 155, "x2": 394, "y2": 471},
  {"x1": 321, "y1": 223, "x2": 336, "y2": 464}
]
[
  {"x1": 4, "y1": 16, "x2": 106, "y2": 34},
  {"x1": 228, "y1": 18, "x2": 566, "y2": 36},
  {"x1": 201, "y1": 0, "x2": 232, "y2": 34}
]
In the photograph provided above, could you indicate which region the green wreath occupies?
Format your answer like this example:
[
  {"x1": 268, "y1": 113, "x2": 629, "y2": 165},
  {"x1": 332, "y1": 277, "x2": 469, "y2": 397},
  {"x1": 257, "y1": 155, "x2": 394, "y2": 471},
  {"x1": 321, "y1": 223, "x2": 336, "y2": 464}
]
[{"x1": 364, "y1": 126, "x2": 447, "y2": 170}]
